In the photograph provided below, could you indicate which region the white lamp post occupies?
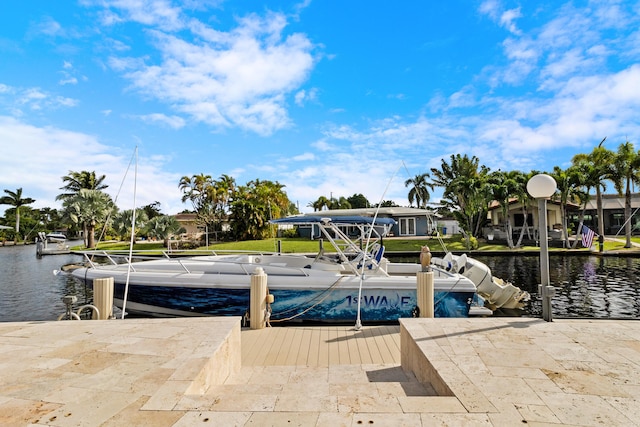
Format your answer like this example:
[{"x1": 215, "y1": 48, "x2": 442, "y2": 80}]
[{"x1": 527, "y1": 174, "x2": 557, "y2": 322}]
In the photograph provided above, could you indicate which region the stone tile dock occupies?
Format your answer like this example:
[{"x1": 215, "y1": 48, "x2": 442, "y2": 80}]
[{"x1": 1, "y1": 317, "x2": 638, "y2": 426}]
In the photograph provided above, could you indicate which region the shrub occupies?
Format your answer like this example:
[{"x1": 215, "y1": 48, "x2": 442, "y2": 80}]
[{"x1": 468, "y1": 236, "x2": 479, "y2": 250}]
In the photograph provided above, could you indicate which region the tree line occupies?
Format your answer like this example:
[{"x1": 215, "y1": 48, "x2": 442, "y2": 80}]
[
  {"x1": 307, "y1": 138, "x2": 640, "y2": 250},
  {"x1": 0, "y1": 171, "x2": 298, "y2": 248},
  {"x1": 1, "y1": 137, "x2": 637, "y2": 249},
  {"x1": 0, "y1": 171, "x2": 179, "y2": 248}
]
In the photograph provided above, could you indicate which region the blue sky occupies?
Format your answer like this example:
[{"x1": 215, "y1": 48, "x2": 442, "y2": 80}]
[{"x1": 1, "y1": 0, "x2": 639, "y2": 216}]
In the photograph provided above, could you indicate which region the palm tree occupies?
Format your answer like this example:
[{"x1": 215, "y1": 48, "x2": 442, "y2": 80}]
[
  {"x1": 230, "y1": 179, "x2": 292, "y2": 240},
  {"x1": 308, "y1": 196, "x2": 330, "y2": 211},
  {"x1": 347, "y1": 193, "x2": 371, "y2": 208},
  {"x1": 145, "y1": 215, "x2": 186, "y2": 248},
  {"x1": 64, "y1": 189, "x2": 115, "y2": 248},
  {"x1": 229, "y1": 186, "x2": 267, "y2": 240},
  {"x1": 612, "y1": 141, "x2": 640, "y2": 248},
  {"x1": 328, "y1": 196, "x2": 351, "y2": 210},
  {"x1": 0, "y1": 188, "x2": 36, "y2": 241},
  {"x1": 178, "y1": 173, "x2": 213, "y2": 211},
  {"x1": 550, "y1": 166, "x2": 584, "y2": 248},
  {"x1": 216, "y1": 174, "x2": 236, "y2": 211},
  {"x1": 140, "y1": 202, "x2": 163, "y2": 220},
  {"x1": 431, "y1": 154, "x2": 492, "y2": 246},
  {"x1": 569, "y1": 159, "x2": 598, "y2": 249},
  {"x1": 571, "y1": 138, "x2": 614, "y2": 251},
  {"x1": 489, "y1": 170, "x2": 526, "y2": 249},
  {"x1": 112, "y1": 209, "x2": 149, "y2": 241},
  {"x1": 404, "y1": 173, "x2": 433, "y2": 208},
  {"x1": 56, "y1": 171, "x2": 108, "y2": 201},
  {"x1": 513, "y1": 171, "x2": 537, "y2": 248},
  {"x1": 179, "y1": 173, "x2": 217, "y2": 234}
]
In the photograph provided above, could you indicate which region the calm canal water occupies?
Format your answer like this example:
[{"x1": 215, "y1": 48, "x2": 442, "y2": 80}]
[
  {"x1": 473, "y1": 254, "x2": 640, "y2": 319},
  {"x1": 1, "y1": 244, "x2": 639, "y2": 322},
  {"x1": 0, "y1": 243, "x2": 90, "y2": 322}
]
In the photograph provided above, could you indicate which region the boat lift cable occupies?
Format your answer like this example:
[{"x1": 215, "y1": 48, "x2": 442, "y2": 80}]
[
  {"x1": 614, "y1": 206, "x2": 640, "y2": 238},
  {"x1": 354, "y1": 163, "x2": 403, "y2": 330},
  {"x1": 434, "y1": 278, "x2": 468, "y2": 307},
  {"x1": 89, "y1": 147, "x2": 138, "y2": 263},
  {"x1": 121, "y1": 146, "x2": 138, "y2": 319}
]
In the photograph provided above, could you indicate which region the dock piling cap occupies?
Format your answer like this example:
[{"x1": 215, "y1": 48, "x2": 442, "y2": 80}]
[{"x1": 62, "y1": 295, "x2": 78, "y2": 305}]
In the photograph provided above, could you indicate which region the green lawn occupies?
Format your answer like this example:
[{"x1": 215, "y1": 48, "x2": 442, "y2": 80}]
[{"x1": 78, "y1": 234, "x2": 639, "y2": 254}]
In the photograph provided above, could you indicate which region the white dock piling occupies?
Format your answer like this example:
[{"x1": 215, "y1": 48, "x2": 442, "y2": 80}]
[
  {"x1": 250, "y1": 267, "x2": 268, "y2": 329},
  {"x1": 93, "y1": 277, "x2": 114, "y2": 320},
  {"x1": 416, "y1": 271, "x2": 434, "y2": 318}
]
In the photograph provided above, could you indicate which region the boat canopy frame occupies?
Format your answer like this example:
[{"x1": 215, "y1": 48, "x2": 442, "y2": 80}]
[{"x1": 271, "y1": 216, "x2": 396, "y2": 275}]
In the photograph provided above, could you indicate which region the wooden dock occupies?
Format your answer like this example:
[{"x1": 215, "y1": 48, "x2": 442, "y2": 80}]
[{"x1": 241, "y1": 324, "x2": 401, "y2": 366}]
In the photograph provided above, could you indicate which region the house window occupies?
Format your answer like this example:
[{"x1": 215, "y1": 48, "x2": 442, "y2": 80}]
[
  {"x1": 399, "y1": 218, "x2": 416, "y2": 236},
  {"x1": 514, "y1": 213, "x2": 534, "y2": 227}
]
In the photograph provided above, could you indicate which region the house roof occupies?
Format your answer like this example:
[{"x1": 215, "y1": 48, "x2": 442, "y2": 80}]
[
  {"x1": 174, "y1": 213, "x2": 197, "y2": 221},
  {"x1": 302, "y1": 207, "x2": 440, "y2": 218},
  {"x1": 487, "y1": 198, "x2": 571, "y2": 211},
  {"x1": 488, "y1": 193, "x2": 640, "y2": 211},
  {"x1": 584, "y1": 193, "x2": 640, "y2": 210}
]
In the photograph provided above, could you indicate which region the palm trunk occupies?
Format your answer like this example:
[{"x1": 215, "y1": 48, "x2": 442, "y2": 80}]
[
  {"x1": 571, "y1": 203, "x2": 588, "y2": 249},
  {"x1": 15, "y1": 209, "x2": 20, "y2": 242},
  {"x1": 596, "y1": 187, "x2": 604, "y2": 251},
  {"x1": 83, "y1": 223, "x2": 88, "y2": 247},
  {"x1": 87, "y1": 222, "x2": 96, "y2": 249},
  {"x1": 561, "y1": 204, "x2": 570, "y2": 248},
  {"x1": 516, "y1": 203, "x2": 533, "y2": 248}
]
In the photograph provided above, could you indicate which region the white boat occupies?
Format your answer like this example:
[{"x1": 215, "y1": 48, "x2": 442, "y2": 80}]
[
  {"x1": 46, "y1": 233, "x2": 67, "y2": 243},
  {"x1": 68, "y1": 216, "x2": 528, "y2": 322}
]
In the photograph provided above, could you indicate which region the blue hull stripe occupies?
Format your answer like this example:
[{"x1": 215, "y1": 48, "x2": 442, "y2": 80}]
[{"x1": 112, "y1": 283, "x2": 472, "y2": 320}]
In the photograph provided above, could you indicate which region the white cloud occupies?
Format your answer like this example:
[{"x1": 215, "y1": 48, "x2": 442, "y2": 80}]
[
  {"x1": 479, "y1": 1, "x2": 522, "y2": 35},
  {"x1": 84, "y1": 0, "x2": 187, "y2": 31},
  {"x1": 283, "y1": 53, "x2": 640, "y2": 208},
  {"x1": 291, "y1": 152, "x2": 315, "y2": 161},
  {"x1": 135, "y1": 113, "x2": 186, "y2": 129},
  {"x1": 311, "y1": 139, "x2": 332, "y2": 151},
  {"x1": 500, "y1": 8, "x2": 522, "y2": 35},
  {"x1": 0, "y1": 84, "x2": 78, "y2": 113},
  {"x1": 0, "y1": 116, "x2": 183, "y2": 215},
  {"x1": 478, "y1": 0, "x2": 500, "y2": 20},
  {"x1": 106, "y1": 11, "x2": 315, "y2": 136},
  {"x1": 58, "y1": 61, "x2": 83, "y2": 86},
  {"x1": 294, "y1": 88, "x2": 318, "y2": 106},
  {"x1": 33, "y1": 17, "x2": 63, "y2": 37},
  {"x1": 59, "y1": 77, "x2": 78, "y2": 85},
  {"x1": 448, "y1": 85, "x2": 477, "y2": 108}
]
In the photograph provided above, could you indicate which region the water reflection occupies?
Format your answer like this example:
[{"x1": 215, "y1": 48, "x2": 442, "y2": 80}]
[
  {"x1": 2, "y1": 244, "x2": 639, "y2": 321},
  {"x1": 472, "y1": 255, "x2": 640, "y2": 319},
  {"x1": 0, "y1": 243, "x2": 90, "y2": 322}
]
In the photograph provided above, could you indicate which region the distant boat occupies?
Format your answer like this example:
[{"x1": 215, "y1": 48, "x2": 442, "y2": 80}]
[{"x1": 45, "y1": 233, "x2": 67, "y2": 243}]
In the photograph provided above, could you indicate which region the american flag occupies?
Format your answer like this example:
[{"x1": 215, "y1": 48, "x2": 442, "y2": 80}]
[{"x1": 581, "y1": 225, "x2": 596, "y2": 248}]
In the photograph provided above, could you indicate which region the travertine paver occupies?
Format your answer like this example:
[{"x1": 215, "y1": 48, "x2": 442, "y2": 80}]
[
  {"x1": 1, "y1": 317, "x2": 639, "y2": 426},
  {"x1": 400, "y1": 318, "x2": 640, "y2": 426},
  {"x1": 0, "y1": 317, "x2": 240, "y2": 426}
]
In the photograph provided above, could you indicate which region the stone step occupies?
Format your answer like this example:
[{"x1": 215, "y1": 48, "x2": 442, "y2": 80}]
[{"x1": 177, "y1": 364, "x2": 440, "y2": 413}]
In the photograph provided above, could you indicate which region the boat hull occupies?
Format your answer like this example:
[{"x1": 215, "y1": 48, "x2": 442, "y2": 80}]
[
  {"x1": 107, "y1": 282, "x2": 473, "y2": 321},
  {"x1": 73, "y1": 266, "x2": 474, "y2": 321}
]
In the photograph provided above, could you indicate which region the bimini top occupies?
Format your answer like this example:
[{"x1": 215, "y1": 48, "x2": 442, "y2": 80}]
[{"x1": 270, "y1": 215, "x2": 397, "y2": 226}]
